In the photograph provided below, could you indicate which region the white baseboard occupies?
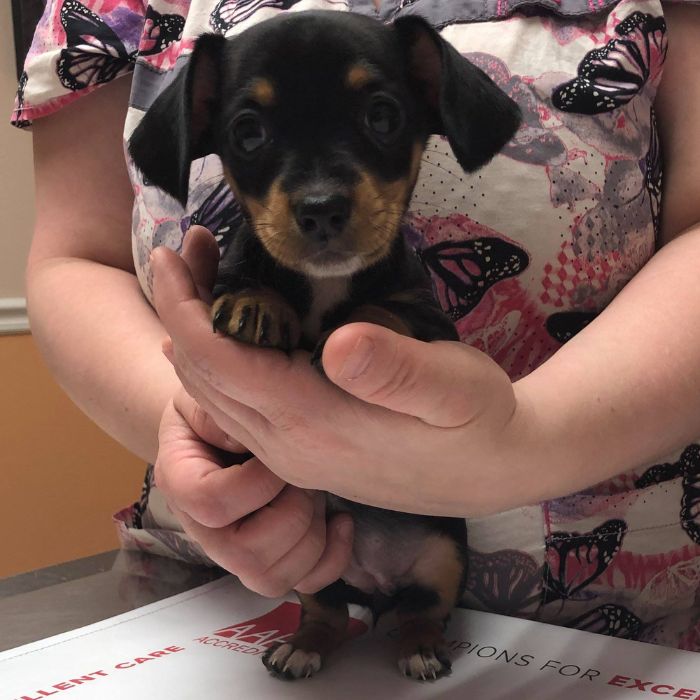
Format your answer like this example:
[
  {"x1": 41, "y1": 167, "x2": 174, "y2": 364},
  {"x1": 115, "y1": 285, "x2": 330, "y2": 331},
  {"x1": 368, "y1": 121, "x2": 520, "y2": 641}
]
[{"x1": 0, "y1": 297, "x2": 29, "y2": 335}]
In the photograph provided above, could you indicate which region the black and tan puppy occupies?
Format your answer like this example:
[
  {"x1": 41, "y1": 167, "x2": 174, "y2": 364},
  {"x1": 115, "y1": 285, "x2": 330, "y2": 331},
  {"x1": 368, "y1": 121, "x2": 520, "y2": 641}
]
[{"x1": 130, "y1": 10, "x2": 520, "y2": 681}]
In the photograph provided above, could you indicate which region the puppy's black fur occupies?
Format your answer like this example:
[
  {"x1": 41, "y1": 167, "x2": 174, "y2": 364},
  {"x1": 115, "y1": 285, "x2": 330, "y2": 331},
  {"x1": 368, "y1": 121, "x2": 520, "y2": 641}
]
[{"x1": 130, "y1": 10, "x2": 520, "y2": 681}]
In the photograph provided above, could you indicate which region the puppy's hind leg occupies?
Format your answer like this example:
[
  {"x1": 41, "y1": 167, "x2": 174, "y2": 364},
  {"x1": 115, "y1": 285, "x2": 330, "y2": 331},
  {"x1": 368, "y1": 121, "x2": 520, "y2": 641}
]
[
  {"x1": 262, "y1": 583, "x2": 349, "y2": 680},
  {"x1": 396, "y1": 534, "x2": 466, "y2": 681}
]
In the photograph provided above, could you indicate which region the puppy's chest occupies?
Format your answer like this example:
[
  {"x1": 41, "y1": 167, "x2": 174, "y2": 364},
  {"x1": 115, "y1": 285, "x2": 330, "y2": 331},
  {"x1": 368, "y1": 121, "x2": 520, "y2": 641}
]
[{"x1": 301, "y1": 277, "x2": 351, "y2": 344}]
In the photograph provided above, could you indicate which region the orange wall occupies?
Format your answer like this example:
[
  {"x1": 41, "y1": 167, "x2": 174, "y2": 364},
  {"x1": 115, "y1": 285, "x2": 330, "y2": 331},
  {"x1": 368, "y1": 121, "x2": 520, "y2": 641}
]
[{"x1": 0, "y1": 334, "x2": 147, "y2": 577}]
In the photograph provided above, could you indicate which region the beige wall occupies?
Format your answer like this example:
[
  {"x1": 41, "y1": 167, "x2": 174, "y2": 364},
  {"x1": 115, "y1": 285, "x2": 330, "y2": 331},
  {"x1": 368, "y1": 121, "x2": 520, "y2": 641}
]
[{"x1": 1, "y1": 0, "x2": 34, "y2": 300}]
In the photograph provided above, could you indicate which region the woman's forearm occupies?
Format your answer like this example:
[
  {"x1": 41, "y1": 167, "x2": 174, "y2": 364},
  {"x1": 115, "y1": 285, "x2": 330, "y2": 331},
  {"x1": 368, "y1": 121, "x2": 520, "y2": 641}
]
[
  {"x1": 27, "y1": 255, "x2": 179, "y2": 463},
  {"x1": 512, "y1": 223, "x2": 700, "y2": 503}
]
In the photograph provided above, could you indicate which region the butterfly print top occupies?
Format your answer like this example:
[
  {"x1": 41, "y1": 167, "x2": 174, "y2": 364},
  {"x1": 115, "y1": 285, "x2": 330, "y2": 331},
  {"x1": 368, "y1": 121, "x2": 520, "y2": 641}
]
[{"x1": 13, "y1": 0, "x2": 700, "y2": 652}]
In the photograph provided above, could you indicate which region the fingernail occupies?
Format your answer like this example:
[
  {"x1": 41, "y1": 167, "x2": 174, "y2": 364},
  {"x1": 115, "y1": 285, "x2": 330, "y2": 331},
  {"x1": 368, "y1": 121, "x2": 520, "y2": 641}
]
[
  {"x1": 336, "y1": 518, "x2": 353, "y2": 543},
  {"x1": 162, "y1": 337, "x2": 174, "y2": 363},
  {"x1": 182, "y1": 227, "x2": 195, "y2": 249},
  {"x1": 340, "y1": 336, "x2": 374, "y2": 380},
  {"x1": 149, "y1": 246, "x2": 164, "y2": 269}
]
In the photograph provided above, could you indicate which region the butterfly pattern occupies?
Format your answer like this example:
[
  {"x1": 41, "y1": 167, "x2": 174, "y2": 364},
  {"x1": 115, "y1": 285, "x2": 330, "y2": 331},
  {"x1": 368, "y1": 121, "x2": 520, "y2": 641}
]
[
  {"x1": 680, "y1": 446, "x2": 700, "y2": 546},
  {"x1": 545, "y1": 310, "x2": 598, "y2": 343},
  {"x1": 14, "y1": 72, "x2": 31, "y2": 129},
  {"x1": 552, "y1": 12, "x2": 667, "y2": 115},
  {"x1": 568, "y1": 604, "x2": 643, "y2": 639},
  {"x1": 139, "y1": 6, "x2": 185, "y2": 56},
  {"x1": 464, "y1": 548, "x2": 543, "y2": 616},
  {"x1": 57, "y1": 0, "x2": 137, "y2": 91},
  {"x1": 210, "y1": 0, "x2": 302, "y2": 33},
  {"x1": 417, "y1": 238, "x2": 529, "y2": 320},
  {"x1": 180, "y1": 181, "x2": 245, "y2": 252},
  {"x1": 643, "y1": 107, "x2": 662, "y2": 241},
  {"x1": 542, "y1": 519, "x2": 627, "y2": 604}
]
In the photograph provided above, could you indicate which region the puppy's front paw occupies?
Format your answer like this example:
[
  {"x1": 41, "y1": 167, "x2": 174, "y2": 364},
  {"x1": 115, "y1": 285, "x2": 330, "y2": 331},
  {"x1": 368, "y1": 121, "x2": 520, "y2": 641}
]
[
  {"x1": 398, "y1": 645, "x2": 452, "y2": 681},
  {"x1": 262, "y1": 642, "x2": 322, "y2": 680},
  {"x1": 211, "y1": 290, "x2": 300, "y2": 352}
]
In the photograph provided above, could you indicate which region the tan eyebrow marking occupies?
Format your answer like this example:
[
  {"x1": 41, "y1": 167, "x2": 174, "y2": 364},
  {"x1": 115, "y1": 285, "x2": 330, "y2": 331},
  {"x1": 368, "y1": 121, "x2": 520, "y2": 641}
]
[
  {"x1": 249, "y1": 78, "x2": 275, "y2": 106},
  {"x1": 346, "y1": 63, "x2": 376, "y2": 90}
]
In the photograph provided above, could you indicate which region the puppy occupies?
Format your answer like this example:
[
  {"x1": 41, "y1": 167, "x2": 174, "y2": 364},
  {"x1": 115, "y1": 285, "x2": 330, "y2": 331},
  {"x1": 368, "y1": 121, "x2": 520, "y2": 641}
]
[{"x1": 130, "y1": 10, "x2": 520, "y2": 681}]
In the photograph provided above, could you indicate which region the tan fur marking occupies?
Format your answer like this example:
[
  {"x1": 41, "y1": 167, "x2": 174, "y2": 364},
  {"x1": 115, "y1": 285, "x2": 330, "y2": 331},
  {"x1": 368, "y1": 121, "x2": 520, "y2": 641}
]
[
  {"x1": 250, "y1": 77, "x2": 276, "y2": 106},
  {"x1": 226, "y1": 142, "x2": 427, "y2": 275},
  {"x1": 346, "y1": 63, "x2": 372, "y2": 90},
  {"x1": 243, "y1": 178, "x2": 310, "y2": 269},
  {"x1": 409, "y1": 535, "x2": 463, "y2": 612},
  {"x1": 211, "y1": 288, "x2": 301, "y2": 350},
  {"x1": 350, "y1": 172, "x2": 405, "y2": 266},
  {"x1": 350, "y1": 142, "x2": 424, "y2": 268},
  {"x1": 290, "y1": 593, "x2": 349, "y2": 655},
  {"x1": 396, "y1": 535, "x2": 463, "y2": 667}
]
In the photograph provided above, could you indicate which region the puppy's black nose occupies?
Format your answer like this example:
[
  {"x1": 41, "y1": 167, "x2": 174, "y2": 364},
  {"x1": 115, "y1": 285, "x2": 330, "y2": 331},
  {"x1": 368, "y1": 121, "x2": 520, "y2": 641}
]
[{"x1": 294, "y1": 194, "x2": 351, "y2": 243}]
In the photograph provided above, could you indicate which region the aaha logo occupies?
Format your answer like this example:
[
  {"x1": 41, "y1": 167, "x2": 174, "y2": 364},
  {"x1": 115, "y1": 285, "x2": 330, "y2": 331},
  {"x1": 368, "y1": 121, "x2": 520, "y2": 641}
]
[{"x1": 193, "y1": 602, "x2": 367, "y2": 657}]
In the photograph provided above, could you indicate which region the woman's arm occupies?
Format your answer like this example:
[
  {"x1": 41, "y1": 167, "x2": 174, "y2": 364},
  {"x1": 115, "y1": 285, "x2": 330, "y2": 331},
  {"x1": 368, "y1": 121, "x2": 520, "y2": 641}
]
[{"x1": 27, "y1": 76, "x2": 179, "y2": 462}]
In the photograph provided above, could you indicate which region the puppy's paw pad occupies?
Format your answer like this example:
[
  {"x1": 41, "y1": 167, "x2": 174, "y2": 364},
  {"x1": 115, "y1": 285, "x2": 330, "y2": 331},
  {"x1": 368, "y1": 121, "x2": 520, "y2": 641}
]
[
  {"x1": 398, "y1": 647, "x2": 451, "y2": 681},
  {"x1": 263, "y1": 643, "x2": 322, "y2": 680},
  {"x1": 211, "y1": 290, "x2": 300, "y2": 351}
]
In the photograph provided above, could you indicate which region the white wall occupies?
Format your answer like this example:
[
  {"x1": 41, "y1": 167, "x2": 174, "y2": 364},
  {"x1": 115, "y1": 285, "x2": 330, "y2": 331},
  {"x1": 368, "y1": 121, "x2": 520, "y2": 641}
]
[{"x1": 1, "y1": 1, "x2": 35, "y2": 331}]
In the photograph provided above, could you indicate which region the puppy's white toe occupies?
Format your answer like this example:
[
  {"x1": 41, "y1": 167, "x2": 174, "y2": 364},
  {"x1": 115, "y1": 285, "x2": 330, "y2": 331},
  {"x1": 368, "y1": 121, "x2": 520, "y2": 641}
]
[{"x1": 263, "y1": 643, "x2": 322, "y2": 680}]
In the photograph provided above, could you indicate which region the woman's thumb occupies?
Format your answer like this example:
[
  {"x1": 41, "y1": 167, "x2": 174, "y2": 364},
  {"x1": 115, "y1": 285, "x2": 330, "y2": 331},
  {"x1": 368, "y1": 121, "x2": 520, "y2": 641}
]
[
  {"x1": 321, "y1": 323, "x2": 513, "y2": 428},
  {"x1": 181, "y1": 225, "x2": 220, "y2": 303}
]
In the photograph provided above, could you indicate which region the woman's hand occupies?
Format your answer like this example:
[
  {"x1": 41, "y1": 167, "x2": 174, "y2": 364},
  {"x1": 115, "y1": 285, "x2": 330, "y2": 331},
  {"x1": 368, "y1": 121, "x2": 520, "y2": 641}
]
[
  {"x1": 153, "y1": 227, "x2": 354, "y2": 597},
  {"x1": 155, "y1": 385, "x2": 354, "y2": 597},
  {"x1": 152, "y1": 230, "x2": 536, "y2": 518}
]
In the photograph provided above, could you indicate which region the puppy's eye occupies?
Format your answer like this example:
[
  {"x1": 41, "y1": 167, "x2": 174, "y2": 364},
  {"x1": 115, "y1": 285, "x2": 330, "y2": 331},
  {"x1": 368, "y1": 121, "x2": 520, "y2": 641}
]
[
  {"x1": 231, "y1": 111, "x2": 268, "y2": 155},
  {"x1": 364, "y1": 94, "x2": 403, "y2": 142}
]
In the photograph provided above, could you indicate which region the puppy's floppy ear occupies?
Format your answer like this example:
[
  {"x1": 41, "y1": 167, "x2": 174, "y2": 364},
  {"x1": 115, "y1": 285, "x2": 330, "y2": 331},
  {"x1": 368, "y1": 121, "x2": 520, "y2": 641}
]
[
  {"x1": 394, "y1": 16, "x2": 521, "y2": 172},
  {"x1": 128, "y1": 33, "x2": 226, "y2": 206}
]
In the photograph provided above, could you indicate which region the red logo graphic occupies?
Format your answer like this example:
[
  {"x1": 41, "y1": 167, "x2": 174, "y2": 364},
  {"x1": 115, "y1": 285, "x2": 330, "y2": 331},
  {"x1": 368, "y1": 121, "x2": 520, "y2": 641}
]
[
  {"x1": 195, "y1": 602, "x2": 368, "y2": 657},
  {"x1": 213, "y1": 602, "x2": 303, "y2": 649}
]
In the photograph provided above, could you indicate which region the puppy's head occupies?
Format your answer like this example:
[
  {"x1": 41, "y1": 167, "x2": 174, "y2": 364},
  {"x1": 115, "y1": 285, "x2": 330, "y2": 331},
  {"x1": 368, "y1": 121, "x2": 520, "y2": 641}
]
[{"x1": 129, "y1": 12, "x2": 521, "y2": 278}]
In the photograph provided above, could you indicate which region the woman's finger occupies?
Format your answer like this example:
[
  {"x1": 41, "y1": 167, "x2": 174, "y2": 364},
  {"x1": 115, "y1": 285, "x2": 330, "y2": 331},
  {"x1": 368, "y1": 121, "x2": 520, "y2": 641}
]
[
  {"x1": 171, "y1": 349, "x2": 270, "y2": 454},
  {"x1": 251, "y1": 492, "x2": 330, "y2": 598},
  {"x1": 172, "y1": 382, "x2": 248, "y2": 453},
  {"x1": 157, "y1": 406, "x2": 285, "y2": 528},
  {"x1": 232, "y1": 486, "x2": 319, "y2": 577},
  {"x1": 295, "y1": 512, "x2": 354, "y2": 594},
  {"x1": 172, "y1": 487, "x2": 319, "y2": 596}
]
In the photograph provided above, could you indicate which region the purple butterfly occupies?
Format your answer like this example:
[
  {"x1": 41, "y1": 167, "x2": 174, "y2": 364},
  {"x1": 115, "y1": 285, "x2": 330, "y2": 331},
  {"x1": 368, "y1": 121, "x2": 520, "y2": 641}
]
[
  {"x1": 181, "y1": 181, "x2": 245, "y2": 252},
  {"x1": 57, "y1": 0, "x2": 136, "y2": 91}
]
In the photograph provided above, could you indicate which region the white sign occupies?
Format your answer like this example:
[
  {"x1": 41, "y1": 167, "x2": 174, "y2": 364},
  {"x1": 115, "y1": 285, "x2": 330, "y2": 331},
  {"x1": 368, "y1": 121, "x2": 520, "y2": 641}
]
[{"x1": 2, "y1": 576, "x2": 700, "y2": 699}]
